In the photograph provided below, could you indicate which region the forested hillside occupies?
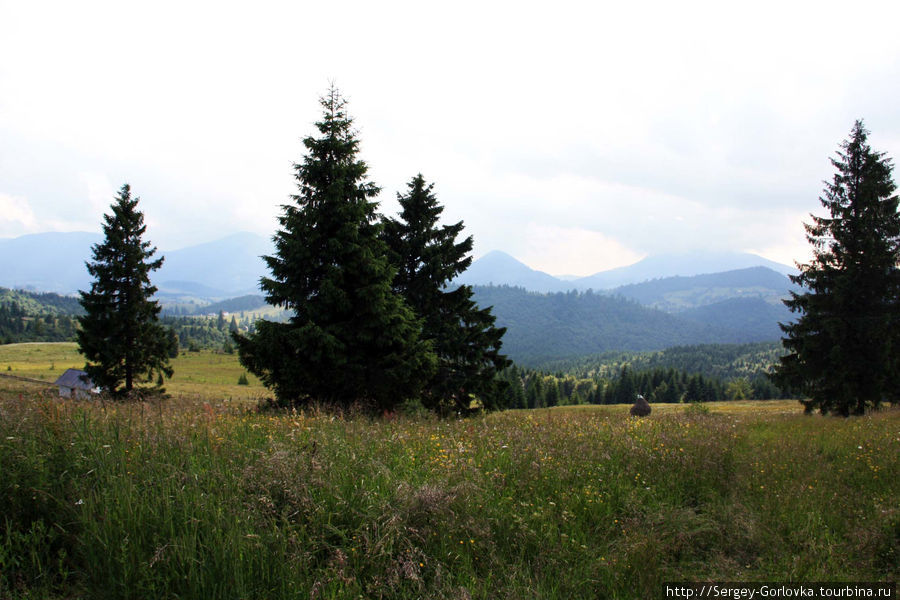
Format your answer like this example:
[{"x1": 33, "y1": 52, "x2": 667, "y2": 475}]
[
  {"x1": 0, "y1": 288, "x2": 82, "y2": 343},
  {"x1": 609, "y1": 266, "x2": 796, "y2": 310},
  {"x1": 161, "y1": 295, "x2": 268, "y2": 316},
  {"x1": 676, "y1": 297, "x2": 791, "y2": 341},
  {"x1": 472, "y1": 285, "x2": 751, "y2": 365},
  {"x1": 496, "y1": 341, "x2": 791, "y2": 407},
  {"x1": 495, "y1": 341, "x2": 791, "y2": 408},
  {"x1": 0, "y1": 287, "x2": 265, "y2": 352},
  {"x1": 534, "y1": 339, "x2": 782, "y2": 377}
]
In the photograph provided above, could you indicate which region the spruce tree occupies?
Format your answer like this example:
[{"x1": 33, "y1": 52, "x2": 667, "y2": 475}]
[
  {"x1": 78, "y1": 184, "x2": 174, "y2": 395},
  {"x1": 774, "y1": 121, "x2": 900, "y2": 415},
  {"x1": 233, "y1": 88, "x2": 435, "y2": 410},
  {"x1": 382, "y1": 174, "x2": 510, "y2": 413}
]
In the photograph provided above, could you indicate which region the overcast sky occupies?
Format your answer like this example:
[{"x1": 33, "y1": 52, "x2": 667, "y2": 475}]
[{"x1": 2, "y1": 0, "x2": 899, "y2": 276}]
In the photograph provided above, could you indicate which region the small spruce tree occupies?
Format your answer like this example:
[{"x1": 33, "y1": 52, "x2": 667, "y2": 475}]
[
  {"x1": 382, "y1": 174, "x2": 510, "y2": 414},
  {"x1": 774, "y1": 121, "x2": 900, "y2": 415},
  {"x1": 78, "y1": 184, "x2": 174, "y2": 395}
]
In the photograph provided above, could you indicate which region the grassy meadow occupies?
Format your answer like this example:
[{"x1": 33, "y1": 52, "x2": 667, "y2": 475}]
[
  {"x1": 1, "y1": 344, "x2": 898, "y2": 599},
  {"x1": 0, "y1": 342, "x2": 268, "y2": 402}
]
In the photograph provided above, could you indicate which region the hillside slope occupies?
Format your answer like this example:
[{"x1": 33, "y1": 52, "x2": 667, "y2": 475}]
[
  {"x1": 471, "y1": 286, "x2": 739, "y2": 365},
  {"x1": 677, "y1": 297, "x2": 793, "y2": 341},
  {"x1": 608, "y1": 266, "x2": 797, "y2": 311}
]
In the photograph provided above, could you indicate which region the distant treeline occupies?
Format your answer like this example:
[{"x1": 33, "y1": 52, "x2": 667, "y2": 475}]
[
  {"x1": 534, "y1": 341, "x2": 784, "y2": 381},
  {"x1": 504, "y1": 341, "x2": 792, "y2": 405},
  {"x1": 497, "y1": 359, "x2": 791, "y2": 409},
  {"x1": 161, "y1": 295, "x2": 267, "y2": 316}
]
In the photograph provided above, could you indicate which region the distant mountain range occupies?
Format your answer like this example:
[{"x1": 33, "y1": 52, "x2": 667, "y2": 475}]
[
  {"x1": 0, "y1": 232, "x2": 100, "y2": 294},
  {"x1": 154, "y1": 232, "x2": 272, "y2": 297},
  {"x1": 0, "y1": 231, "x2": 272, "y2": 297},
  {"x1": 456, "y1": 252, "x2": 798, "y2": 363},
  {"x1": 0, "y1": 231, "x2": 797, "y2": 299},
  {"x1": 455, "y1": 249, "x2": 796, "y2": 293},
  {"x1": 2, "y1": 229, "x2": 801, "y2": 362}
]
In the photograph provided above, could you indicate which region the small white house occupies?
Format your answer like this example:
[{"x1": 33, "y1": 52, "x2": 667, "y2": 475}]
[{"x1": 54, "y1": 369, "x2": 99, "y2": 399}]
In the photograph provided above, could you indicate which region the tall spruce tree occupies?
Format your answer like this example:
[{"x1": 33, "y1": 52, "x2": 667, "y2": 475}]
[
  {"x1": 774, "y1": 120, "x2": 900, "y2": 415},
  {"x1": 382, "y1": 174, "x2": 510, "y2": 413},
  {"x1": 233, "y1": 88, "x2": 435, "y2": 410},
  {"x1": 78, "y1": 184, "x2": 174, "y2": 395}
]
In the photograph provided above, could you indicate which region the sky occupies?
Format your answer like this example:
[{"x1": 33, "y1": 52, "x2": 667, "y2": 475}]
[{"x1": 2, "y1": 0, "x2": 900, "y2": 277}]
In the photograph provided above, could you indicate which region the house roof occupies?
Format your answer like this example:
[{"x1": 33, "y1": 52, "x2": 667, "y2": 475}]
[{"x1": 54, "y1": 368, "x2": 95, "y2": 390}]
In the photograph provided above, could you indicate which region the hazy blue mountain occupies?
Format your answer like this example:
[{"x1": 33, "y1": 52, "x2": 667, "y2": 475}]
[
  {"x1": 455, "y1": 250, "x2": 574, "y2": 293},
  {"x1": 572, "y1": 251, "x2": 797, "y2": 290},
  {"x1": 0, "y1": 232, "x2": 101, "y2": 293},
  {"x1": 458, "y1": 249, "x2": 796, "y2": 293},
  {"x1": 607, "y1": 266, "x2": 798, "y2": 311},
  {"x1": 0, "y1": 231, "x2": 273, "y2": 297},
  {"x1": 155, "y1": 232, "x2": 272, "y2": 295},
  {"x1": 1, "y1": 230, "x2": 796, "y2": 311}
]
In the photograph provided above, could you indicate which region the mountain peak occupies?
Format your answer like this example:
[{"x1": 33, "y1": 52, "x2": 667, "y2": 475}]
[
  {"x1": 476, "y1": 249, "x2": 521, "y2": 263},
  {"x1": 457, "y1": 251, "x2": 575, "y2": 293}
]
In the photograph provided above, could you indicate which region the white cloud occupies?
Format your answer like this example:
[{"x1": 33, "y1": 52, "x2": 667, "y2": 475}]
[
  {"x1": 0, "y1": 193, "x2": 39, "y2": 235},
  {"x1": 1, "y1": 0, "x2": 899, "y2": 273},
  {"x1": 77, "y1": 172, "x2": 115, "y2": 216},
  {"x1": 747, "y1": 209, "x2": 816, "y2": 268},
  {"x1": 0, "y1": 192, "x2": 87, "y2": 237},
  {"x1": 517, "y1": 225, "x2": 644, "y2": 276}
]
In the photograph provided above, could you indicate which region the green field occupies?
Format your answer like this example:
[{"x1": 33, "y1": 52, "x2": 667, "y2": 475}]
[
  {"x1": 1, "y1": 345, "x2": 898, "y2": 599},
  {"x1": 0, "y1": 342, "x2": 268, "y2": 402}
]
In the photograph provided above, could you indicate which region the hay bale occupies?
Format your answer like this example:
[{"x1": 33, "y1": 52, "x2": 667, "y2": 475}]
[{"x1": 630, "y1": 394, "x2": 651, "y2": 417}]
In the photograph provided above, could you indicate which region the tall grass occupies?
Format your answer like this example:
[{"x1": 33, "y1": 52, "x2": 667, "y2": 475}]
[{"x1": 1, "y1": 380, "x2": 897, "y2": 599}]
